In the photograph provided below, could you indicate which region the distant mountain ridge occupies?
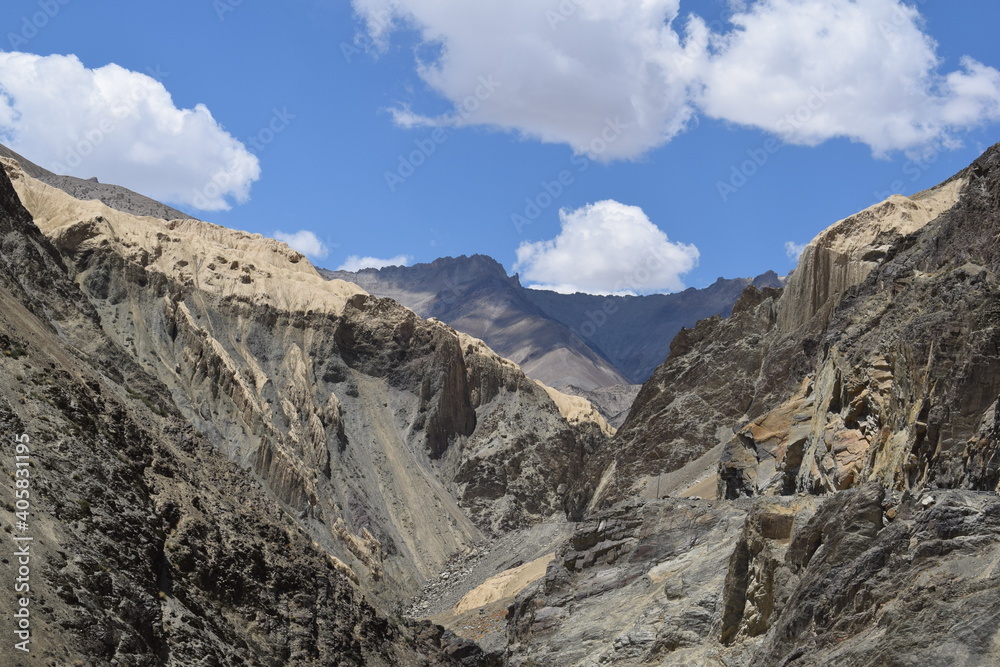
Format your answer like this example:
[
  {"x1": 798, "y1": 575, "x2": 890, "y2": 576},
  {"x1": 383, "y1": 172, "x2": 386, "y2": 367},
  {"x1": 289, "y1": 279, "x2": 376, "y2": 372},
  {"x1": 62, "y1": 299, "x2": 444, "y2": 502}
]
[
  {"x1": 522, "y1": 270, "x2": 785, "y2": 384},
  {"x1": 324, "y1": 256, "x2": 784, "y2": 395}
]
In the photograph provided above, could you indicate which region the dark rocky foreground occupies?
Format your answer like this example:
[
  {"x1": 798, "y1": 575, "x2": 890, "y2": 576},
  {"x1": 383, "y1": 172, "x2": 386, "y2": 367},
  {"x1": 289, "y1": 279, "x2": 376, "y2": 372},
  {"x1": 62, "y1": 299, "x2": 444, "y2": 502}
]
[{"x1": 507, "y1": 486, "x2": 1000, "y2": 665}]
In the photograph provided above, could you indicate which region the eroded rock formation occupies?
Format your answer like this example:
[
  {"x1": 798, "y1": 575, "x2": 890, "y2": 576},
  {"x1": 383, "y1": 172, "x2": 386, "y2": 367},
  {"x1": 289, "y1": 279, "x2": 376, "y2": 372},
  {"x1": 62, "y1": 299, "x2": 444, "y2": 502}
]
[
  {"x1": 0, "y1": 161, "x2": 481, "y2": 665},
  {"x1": 2, "y1": 156, "x2": 609, "y2": 613}
]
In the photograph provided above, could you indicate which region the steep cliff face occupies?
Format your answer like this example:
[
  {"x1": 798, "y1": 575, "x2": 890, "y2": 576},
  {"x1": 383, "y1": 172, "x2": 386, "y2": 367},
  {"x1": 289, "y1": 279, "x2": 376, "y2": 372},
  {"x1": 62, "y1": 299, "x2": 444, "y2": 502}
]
[
  {"x1": 596, "y1": 157, "x2": 975, "y2": 507},
  {"x1": 3, "y1": 157, "x2": 608, "y2": 609},
  {"x1": 721, "y1": 148, "x2": 1000, "y2": 499},
  {"x1": 0, "y1": 163, "x2": 478, "y2": 665}
]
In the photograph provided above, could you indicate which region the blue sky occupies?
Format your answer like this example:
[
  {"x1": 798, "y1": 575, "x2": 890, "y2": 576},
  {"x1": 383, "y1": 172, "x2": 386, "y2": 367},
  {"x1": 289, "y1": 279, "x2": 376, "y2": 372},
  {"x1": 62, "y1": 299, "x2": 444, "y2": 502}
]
[{"x1": 1, "y1": 0, "x2": 999, "y2": 293}]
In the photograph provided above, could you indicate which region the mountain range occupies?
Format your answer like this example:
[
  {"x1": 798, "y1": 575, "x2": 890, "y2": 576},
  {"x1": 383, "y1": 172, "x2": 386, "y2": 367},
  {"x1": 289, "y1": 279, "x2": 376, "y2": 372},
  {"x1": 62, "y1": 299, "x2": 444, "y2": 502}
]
[
  {"x1": 324, "y1": 258, "x2": 782, "y2": 424},
  {"x1": 1, "y1": 140, "x2": 999, "y2": 665}
]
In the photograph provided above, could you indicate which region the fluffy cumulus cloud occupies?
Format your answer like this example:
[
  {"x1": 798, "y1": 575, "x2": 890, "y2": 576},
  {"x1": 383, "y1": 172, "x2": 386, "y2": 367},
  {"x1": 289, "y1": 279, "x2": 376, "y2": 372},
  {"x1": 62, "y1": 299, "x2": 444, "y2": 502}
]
[
  {"x1": 352, "y1": 0, "x2": 699, "y2": 160},
  {"x1": 0, "y1": 52, "x2": 260, "y2": 211},
  {"x1": 353, "y1": 0, "x2": 1000, "y2": 158},
  {"x1": 697, "y1": 0, "x2": 1000, "y2": 154},
  {"x1": 513, "y1": 200, "x2": 699, "y2": 295},
  {"x1": 337, "y1": 254, "x2": 413, "y2": 272},
  {"x1": 273, "y1": 230, "x2": 330, "y2": 259}
]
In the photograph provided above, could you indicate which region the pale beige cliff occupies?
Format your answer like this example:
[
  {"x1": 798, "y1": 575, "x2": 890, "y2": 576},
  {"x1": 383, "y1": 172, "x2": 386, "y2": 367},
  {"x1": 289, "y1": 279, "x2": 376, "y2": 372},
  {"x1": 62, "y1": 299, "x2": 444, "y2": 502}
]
[{"x1": 777, "y1": 178, "x2": 965, "y2": 332}]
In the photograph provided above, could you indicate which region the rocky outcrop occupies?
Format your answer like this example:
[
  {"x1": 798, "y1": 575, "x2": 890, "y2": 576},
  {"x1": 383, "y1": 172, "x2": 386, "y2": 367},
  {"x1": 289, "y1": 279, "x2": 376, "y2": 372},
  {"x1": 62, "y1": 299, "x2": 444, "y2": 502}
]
[
  {"x1": 720, "y1": 147, "x2": 1000, "y2": 499},
  {"x1": 747, "y1": 486, "x2": 1000, "y2": 666},
  {"x1": 589, "y1": 284, "x2": 792, "y2": 505},
  {"x1": 776, "y1": 180, "x2": 965, "y2": 333},
  {"x1": 501, "y1": 483, "x2": 1000, "y2": 666},
  {"x1": 3, "y1": 156, "x2": 607, "y2": 612},
  {"x1": 597, "y1": 151, "x2": 982, "y2": 508},
  {"x1": 0, "y1": 162, "x2": 474, "y2": 665},
  {"x1": 506, "y1": 498, "x2": 748, "y2": 665}
]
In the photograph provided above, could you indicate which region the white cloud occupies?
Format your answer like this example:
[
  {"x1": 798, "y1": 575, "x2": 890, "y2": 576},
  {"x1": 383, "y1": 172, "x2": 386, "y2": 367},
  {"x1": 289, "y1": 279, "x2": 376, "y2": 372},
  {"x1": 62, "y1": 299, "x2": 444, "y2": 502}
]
[
  {"x1": 337, "y1": 254, "x2": 413, "y2": 272},
  {"x1": 0, "y1": 52, "x2": 260, "y2": 211},
  {"x1": 697, "y1": 0, "x2": 1000, "y2": 154},
  {"x1": 785, "y1": 241, "x2": 807, "y2": 262},
  {"x1": 352, "y1": 0, "x2": 699, "y2": 160},
  {"x1": 273, "y1": 230, "x2": 330, "y2": 259},
  {"x1": 513, "y1": 200, "x2": 698, "y2": 295},
  {"x1": 353, "y1": 0, "x2": 1000, "y2": 158}
]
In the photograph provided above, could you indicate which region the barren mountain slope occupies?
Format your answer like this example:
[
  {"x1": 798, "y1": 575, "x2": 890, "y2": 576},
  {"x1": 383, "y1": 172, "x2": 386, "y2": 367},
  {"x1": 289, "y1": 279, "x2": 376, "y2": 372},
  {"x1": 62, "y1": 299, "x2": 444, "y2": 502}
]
[
  {"x1": 325, "y1": 257, "x2": 783, "y2": 396},
  {"x1": 592, "y1": 164, "x2": 973, "y2": 506},
  {"x1": 0, "y1": 162, "x2": 481, "y2": 666},
  {"x1": 496, "y1": 145, "x2": 1000, "y2": 667},
  {"x1": 522, "y1": 271, "x2": 784, "y2": 384},
  {"x1": 3, "y1": 157, "x2": 609, "y2": 611},
  {"x1": 324, "y1": 256, "x2": 631, "y2": 392}
]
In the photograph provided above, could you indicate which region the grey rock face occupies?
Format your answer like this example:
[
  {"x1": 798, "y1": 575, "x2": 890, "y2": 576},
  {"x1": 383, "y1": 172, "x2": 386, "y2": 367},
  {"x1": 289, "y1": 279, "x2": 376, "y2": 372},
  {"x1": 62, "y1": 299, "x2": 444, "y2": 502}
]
[
  {"x1": 4, "y1": 156, "x2": 607, "y2": 616},
  {"x1": 716, "y1": 146, "x2": 1000, "y2": 499},
  {"x1": 0, "y1": 163, "x2": 474, "y2": 665}
]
